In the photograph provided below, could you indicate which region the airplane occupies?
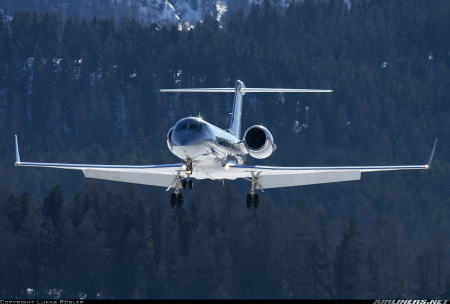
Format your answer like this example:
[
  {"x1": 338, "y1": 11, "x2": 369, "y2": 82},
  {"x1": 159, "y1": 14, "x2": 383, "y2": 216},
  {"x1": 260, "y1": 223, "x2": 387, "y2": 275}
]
[{"x1": 15, "y1": 80, "x2": 437, "y2": 210}]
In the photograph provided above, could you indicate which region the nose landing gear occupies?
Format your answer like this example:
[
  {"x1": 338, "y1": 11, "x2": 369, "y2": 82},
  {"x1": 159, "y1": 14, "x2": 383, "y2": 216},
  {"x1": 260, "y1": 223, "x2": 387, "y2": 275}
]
[
  {"x1": 182, "y1": 179, "x2": 193, "y2": 190},
  {"x1": 185, "y1": 159, "x2": 193, "y2": 175}
]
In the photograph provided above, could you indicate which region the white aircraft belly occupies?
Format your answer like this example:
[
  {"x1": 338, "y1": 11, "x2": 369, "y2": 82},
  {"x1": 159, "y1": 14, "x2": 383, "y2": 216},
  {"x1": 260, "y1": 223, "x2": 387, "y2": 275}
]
[
  {"x1": 257, "y1": 171, "x2": 361, "y2": 189},
  {"x1": 83, "y1": 169, "x2": 178, "y2": 187}
]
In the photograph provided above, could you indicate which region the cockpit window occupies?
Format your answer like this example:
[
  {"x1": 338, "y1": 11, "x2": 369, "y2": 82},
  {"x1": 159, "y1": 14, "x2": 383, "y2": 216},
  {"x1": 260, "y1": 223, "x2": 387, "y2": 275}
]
[
  {"x1": 175, "y1": 123, "x2": 188, "y2": 131},
  {"x1": 175, "y1": 118, "x2": 204, "y2": 132},
  {"x1": 189, "y1": 123, "x2": 202, "y2": 131}
]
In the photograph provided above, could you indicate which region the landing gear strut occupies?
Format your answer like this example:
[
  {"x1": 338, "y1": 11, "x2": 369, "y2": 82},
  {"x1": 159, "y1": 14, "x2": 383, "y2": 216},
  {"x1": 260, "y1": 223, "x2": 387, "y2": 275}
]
[
  {"x1": 184, "y1": 159, "x2": 194, "y2": 190},
  {"x1": 170, "y1": 160, "x2": 194, "y2": 209},
  {"x1": 169, "y1": 171, "x2": 184, "y2": 209},
  {"x1": 246, "y1": 173, "x2": 261, "y2": 210},
  {"x1": 185, "y1": 159, "x2": 193, "y2": 175},
  {"x1": 170, "y1": 176, "x2": 184, "y2": 209}
]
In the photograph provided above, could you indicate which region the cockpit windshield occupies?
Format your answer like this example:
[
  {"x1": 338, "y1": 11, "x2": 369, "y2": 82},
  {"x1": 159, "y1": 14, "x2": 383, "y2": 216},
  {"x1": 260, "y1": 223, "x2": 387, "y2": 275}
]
[
  {"x1": 175, "y1": 119, "x2": 204, "y2": 132},
  {"x1": 189, "y1": 122, "x2": 202, "y2": 131},
  {"x1": 175, "y1": 123, "x2": 188, "y2": 131}
]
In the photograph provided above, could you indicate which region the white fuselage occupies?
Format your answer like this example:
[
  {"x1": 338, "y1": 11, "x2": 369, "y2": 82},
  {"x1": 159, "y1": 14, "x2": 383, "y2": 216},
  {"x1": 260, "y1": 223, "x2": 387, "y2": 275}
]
[{"x1": 168, "y1": 117, "x2": 247, "y2": 169}]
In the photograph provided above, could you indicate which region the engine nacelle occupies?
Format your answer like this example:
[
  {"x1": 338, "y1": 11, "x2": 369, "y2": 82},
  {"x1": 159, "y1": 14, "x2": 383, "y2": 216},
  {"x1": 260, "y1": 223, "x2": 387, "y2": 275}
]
[
  {"x1": 243, "y1": 125, "x2": 276, "y2": 159},
  {"x1": 166, "y1": 127, "x2": 174, "y2": 153}
]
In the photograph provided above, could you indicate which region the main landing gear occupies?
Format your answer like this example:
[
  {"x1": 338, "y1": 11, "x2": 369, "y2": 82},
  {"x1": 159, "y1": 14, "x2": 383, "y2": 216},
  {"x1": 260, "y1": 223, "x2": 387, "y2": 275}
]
[
  {"x1": 171, "y1": 192, "x2": 184, "y2": 209},
  {"x1": 170, "y1": 160, "x2": 194, "y2": 209},
  {"x1": 246, "y1": 173, "x2": 261, "y2": 210},
  {"x1": 247, "y1": 193, "x2": 260, "y2": 210}
]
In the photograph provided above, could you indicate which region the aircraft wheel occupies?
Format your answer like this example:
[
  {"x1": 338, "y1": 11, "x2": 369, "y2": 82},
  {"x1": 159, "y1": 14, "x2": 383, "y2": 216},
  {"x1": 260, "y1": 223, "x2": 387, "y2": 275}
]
[
  {"x1": 188, "y1": 180, "x2": 193, "y2": 190},
  {"x1": 253, "y1": 194, "x2": 260, "y2": 210},
  {"x1": 177, "y1": 193, "x2": 184, "y2": 209},
  {"x1": 170, "y1": 193, "x2": 177, "y2": 209},
  {"x1": 246, "y1": 194, "x2": 253, "y2": 209},
  {"x1": 182, "y1": 180, "x2": 187, "y2": 190}
]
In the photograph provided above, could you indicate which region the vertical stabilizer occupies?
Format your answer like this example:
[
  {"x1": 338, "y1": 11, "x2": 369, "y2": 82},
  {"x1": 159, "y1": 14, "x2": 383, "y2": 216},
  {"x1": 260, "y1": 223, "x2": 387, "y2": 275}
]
[{"x1": 228, "y1": 80, "x2": 245, "y2": 139}]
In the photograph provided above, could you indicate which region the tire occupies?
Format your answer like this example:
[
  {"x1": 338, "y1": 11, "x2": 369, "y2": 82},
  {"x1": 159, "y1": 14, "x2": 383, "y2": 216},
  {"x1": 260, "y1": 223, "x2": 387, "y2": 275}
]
[
  {"x1": 254, "y1": 194, "x2": 260, "y2": 210},
  {"x1": 170, "y1": 193, "x2": 176, "y2": 209},
  {"x1": 177, "y1": 193, "x2": 184, "y2": 209},
  {"x1": 246, "y1": 194, "x2": 253, "y2": 209}
]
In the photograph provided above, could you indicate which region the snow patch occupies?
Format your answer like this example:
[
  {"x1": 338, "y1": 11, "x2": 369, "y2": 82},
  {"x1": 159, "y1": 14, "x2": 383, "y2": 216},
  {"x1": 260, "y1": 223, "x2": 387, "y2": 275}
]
[
  {"x1": 161, "y1": 1, "x2": 181, "y2": 23},
  {"x1": 216, "y1": 1, "x2": 228, "y2": 23}
]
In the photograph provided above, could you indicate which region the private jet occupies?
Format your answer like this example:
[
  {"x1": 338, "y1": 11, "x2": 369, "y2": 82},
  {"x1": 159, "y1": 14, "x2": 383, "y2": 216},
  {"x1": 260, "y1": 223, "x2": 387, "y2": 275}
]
[{"x1": 15, "y1": 80, "x2": 437, "y2": 209}]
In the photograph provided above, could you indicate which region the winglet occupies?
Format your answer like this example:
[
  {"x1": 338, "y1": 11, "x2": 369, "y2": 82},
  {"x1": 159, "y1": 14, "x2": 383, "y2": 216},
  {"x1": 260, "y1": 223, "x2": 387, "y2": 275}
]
[
  {"x1": 425, "y1": 138, "x2": 437, "y2": 168},
  {"x1": 15, "y1": 135, "x2": 21, "y2": 165}
]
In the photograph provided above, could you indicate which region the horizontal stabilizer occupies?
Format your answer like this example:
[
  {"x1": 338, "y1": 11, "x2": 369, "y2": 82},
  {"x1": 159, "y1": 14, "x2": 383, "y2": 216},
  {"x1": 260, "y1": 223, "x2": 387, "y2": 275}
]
[
  {"x1": 160, "y1": 88, "x2": 235, "y2": 93},
  {"x1": 160, "y1": 88, "x2": 332, "y2": 93},
  {"x1": 241, "y1": 88, "x2": 333, "y2": 93}
]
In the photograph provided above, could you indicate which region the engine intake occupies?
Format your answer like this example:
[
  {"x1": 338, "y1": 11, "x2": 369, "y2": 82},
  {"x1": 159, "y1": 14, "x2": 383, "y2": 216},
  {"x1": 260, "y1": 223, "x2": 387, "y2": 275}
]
[
  {"x1": 167, "y1": 127, "x2": 174, "y2": 153},
  {"x1": 243, "y1": 125, "x2": 276, "y2": 159}
]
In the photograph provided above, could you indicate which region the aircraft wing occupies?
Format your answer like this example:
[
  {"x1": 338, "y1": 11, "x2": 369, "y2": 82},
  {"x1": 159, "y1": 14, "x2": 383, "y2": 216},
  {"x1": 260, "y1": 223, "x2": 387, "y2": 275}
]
[
  {"x1": 15, "y1": 135, "x2": 436, "y2": 190},
  {"x1": 15, "y1": 136, "x2": 184, "y2": 188},
  {"x1": 223, "y1": 139, "x2": 437, "y2": 189}
]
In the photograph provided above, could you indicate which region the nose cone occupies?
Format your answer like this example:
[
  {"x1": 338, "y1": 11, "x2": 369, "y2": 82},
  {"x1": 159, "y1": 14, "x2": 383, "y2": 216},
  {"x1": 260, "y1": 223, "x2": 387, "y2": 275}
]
[
  {"x1": 170, "y1": 117, "x2": 210, "y2": 160},
  {"x1": 170, "y1": 129, "x2": 209, "y2": 160}
]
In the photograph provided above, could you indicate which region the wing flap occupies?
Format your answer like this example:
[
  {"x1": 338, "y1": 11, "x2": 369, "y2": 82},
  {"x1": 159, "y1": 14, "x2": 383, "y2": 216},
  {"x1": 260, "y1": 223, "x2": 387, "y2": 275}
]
[
  {"x1": 83, "y1": 169, "x2": 177, "y2": 187},
  {"x1": 258, "y1": 171, "x2": 361, "y2": 189}
]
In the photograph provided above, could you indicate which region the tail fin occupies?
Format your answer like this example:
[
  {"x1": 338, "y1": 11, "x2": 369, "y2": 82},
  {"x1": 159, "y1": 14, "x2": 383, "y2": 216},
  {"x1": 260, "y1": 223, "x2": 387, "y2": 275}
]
[
  {"x1": 227, "y1": 81, "x2": 333, "y2": 138},
  {"x1": 160, "y1": 80, "x2": 333, "y2": 139},
  {"x1": 229, "y1": 80, "x2": 245, "y2": 138}
]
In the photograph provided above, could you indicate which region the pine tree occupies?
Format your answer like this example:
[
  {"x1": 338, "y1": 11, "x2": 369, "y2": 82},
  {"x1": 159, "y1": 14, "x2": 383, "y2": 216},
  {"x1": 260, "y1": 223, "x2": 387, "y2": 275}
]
[
  {"x1": 42, "y1": 185, "x2": 64, "y2": 233},
  {"x1": 333, "y1": 219, "x2": 363, "y2": 298},
  {"x1": 39, "y1": 217, "x2": 56, "y2": 296}
]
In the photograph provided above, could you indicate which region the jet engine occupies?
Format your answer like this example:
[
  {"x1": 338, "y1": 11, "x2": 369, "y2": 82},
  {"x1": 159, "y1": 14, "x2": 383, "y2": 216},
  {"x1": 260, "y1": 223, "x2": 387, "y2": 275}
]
[
  {"x1": 243, "y1": 125, "x2": 276, "y2": 159},
  {"x1": 166, "y1": 127, "x2": 174, "y2": 153}
]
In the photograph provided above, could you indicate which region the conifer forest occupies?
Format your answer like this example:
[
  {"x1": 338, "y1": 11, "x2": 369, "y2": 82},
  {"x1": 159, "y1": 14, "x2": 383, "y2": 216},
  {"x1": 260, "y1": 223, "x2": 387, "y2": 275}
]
[{"x1": 0, "y1": 0, "x2": 449, "y2": 299}]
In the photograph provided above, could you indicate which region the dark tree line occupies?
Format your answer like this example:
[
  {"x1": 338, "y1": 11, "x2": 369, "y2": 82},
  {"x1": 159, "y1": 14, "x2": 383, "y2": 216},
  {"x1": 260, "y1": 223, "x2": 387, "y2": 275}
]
[
  {"x1": 1, "y1": 183, "x2": 450, "y2": 299},
  {"x1": 0, "y1": 0, "x2": 449, "y2": 298}
]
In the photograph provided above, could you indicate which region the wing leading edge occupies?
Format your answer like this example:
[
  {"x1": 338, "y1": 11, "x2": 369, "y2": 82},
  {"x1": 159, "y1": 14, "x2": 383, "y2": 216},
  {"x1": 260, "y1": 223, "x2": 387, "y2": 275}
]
[
  {"x1": 226, "y1": 138, "x2": 437, "y2": 189},
  {"x1": 14, "y1": 136, "x2": 183, "y2": 188}
]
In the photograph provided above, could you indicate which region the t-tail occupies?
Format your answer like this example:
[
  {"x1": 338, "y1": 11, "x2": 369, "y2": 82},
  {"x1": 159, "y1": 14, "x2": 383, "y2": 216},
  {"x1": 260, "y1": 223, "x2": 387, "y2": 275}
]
[
  {"x1": 160, "y1": 80, "x2": 333, "y2": 139},
  {"x1": 229, "y1": 80, "x2": 245, "y2": 138}
]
